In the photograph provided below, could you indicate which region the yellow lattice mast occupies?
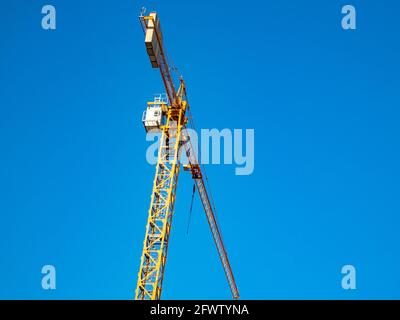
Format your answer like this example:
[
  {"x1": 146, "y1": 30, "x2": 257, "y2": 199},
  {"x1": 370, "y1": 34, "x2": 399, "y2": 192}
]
[{"x1": 135, "y1": 11, "x2": 239, "y2": 300}]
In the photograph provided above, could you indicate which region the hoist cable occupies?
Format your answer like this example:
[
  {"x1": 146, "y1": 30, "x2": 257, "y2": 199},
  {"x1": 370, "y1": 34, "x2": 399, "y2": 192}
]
[{"x1": 186, "y1": 184, "x2": 196, "y2": 235}]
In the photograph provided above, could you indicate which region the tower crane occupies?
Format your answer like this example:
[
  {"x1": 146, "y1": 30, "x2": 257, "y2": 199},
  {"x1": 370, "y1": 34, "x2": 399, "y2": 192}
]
[{"x1": 135, "y1": 10, "x2": 239, "y2": 300}]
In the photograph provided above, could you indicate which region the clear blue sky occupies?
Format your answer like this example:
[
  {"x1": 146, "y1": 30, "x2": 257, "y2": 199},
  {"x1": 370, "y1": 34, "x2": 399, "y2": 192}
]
[{"x1": 0, "y1": 0, "x2": 399, "y2": 299}]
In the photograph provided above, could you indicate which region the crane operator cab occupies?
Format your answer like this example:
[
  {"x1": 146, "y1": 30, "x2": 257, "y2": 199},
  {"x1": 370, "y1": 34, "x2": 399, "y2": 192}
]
[{"x1": 142, "y1": 94, "x2": 168, "y2": 132}]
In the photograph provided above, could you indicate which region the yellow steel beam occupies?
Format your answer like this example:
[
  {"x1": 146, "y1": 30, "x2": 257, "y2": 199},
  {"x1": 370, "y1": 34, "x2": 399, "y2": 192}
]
[{"x1": 135, "y1": 94, "x2": 187, "y2": 300}]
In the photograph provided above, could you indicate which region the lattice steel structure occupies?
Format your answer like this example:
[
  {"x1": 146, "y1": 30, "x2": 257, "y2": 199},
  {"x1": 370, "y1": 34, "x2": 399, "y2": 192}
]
[
  {"x1": 136, "y1": 87, "x2": 187, "y2": 300},
  {"x1": 135, "y1": 11, "x2": 239, "y2": 300}
]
